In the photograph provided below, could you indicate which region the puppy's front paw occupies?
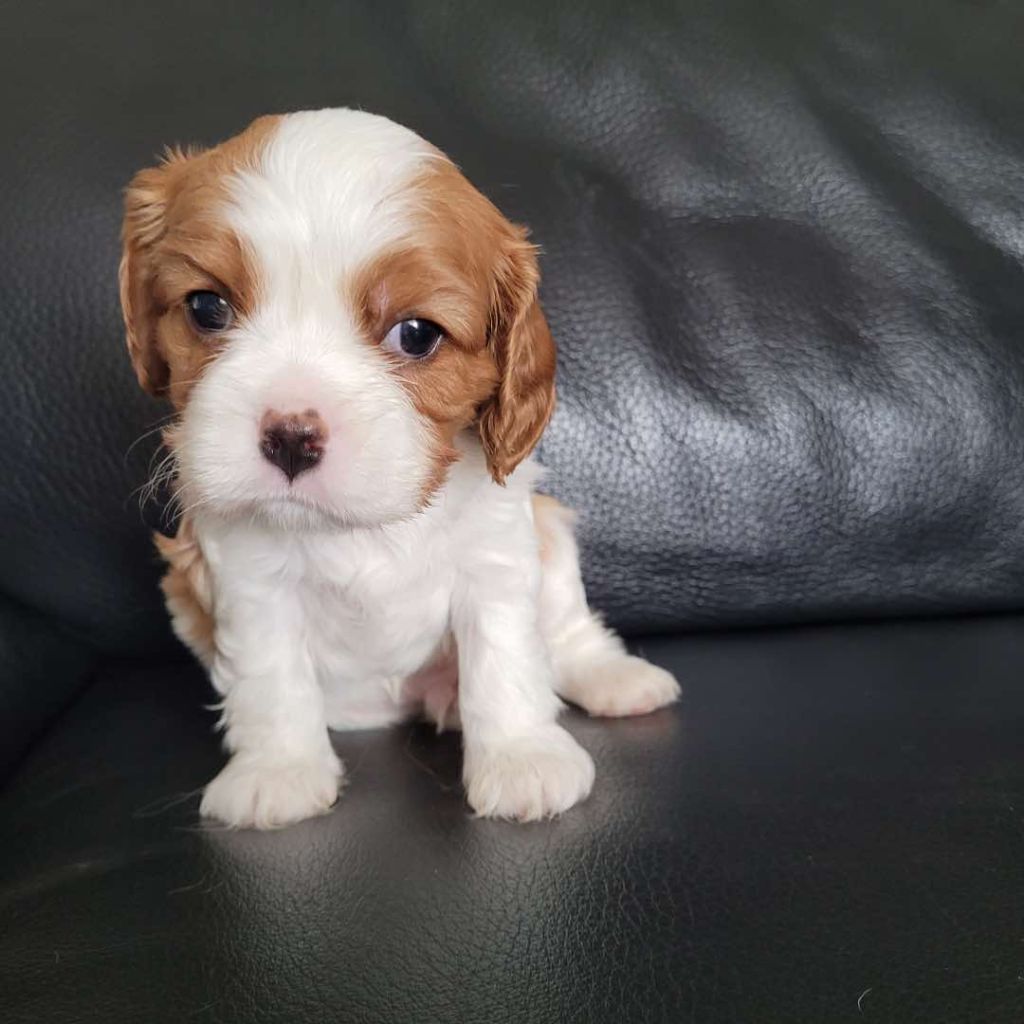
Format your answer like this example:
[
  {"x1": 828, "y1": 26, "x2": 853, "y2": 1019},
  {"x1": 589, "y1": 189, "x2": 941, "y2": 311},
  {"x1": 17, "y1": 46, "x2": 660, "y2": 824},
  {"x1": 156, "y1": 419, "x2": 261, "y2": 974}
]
[
  {"x1": 200, "y1": 751, "x2": 343, "y2": 829},
  {"x1": 464, "y1": 726, "x2": 595, "y2": 822},
  {"x1": 565, "y1": 655, "x2": 680, "y2": 718}
]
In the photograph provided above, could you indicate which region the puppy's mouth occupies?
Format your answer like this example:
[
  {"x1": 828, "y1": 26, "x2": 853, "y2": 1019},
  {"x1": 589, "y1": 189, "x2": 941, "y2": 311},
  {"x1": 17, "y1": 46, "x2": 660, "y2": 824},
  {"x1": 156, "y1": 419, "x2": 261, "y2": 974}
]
[
  {"x1": 230, "y1": 488, "x2": 404, "y2": 533},
  {"x1": 234, "y1": 493, "x2": 349, "y2": 531},
  {"x1": 253, "y1": 481, "x2": 337, "y2": 512}
]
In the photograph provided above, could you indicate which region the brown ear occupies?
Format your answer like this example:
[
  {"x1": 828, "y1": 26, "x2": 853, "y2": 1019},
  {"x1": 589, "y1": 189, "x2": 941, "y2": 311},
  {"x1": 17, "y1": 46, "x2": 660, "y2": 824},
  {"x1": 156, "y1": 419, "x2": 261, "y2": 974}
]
[
  {"x1": 119, "y1": 149, "x2": 189, "y2": 394},
  {"x1": 478, "y1": 227, "x2": 557, "y2": 483}
]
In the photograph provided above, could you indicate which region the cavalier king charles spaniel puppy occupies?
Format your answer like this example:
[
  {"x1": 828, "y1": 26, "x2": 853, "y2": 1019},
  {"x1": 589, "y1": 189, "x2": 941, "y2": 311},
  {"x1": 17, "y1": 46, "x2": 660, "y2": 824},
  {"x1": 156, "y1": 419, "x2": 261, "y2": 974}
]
[{"x1": 119, "y1": 108, "x2": 679, "y2": 829}]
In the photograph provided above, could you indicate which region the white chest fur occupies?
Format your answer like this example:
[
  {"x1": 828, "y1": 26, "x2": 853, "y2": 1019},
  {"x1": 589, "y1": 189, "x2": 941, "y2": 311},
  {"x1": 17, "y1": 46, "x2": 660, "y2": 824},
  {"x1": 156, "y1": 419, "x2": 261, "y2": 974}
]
[{"x1": 194, "y1": 440, "x2": 540, "y2": 728}]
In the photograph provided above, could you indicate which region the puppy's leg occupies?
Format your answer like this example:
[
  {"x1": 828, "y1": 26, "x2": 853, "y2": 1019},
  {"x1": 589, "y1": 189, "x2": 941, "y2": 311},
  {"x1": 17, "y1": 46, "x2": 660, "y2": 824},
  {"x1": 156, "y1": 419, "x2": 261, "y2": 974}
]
[
  {"x1": 199, "y1": 587, "x2": 342, "y2": 829},
  {"x1": 405, "y1": 643, "x2": 461, "y2": 732},
  {"x1": 453, "y1": 500, "x2": 594, "y2": 821},
  {"x1": 155, "y1": 522, "x2": 216, "y2": 670},
  {"x1": 534, "y1": 495, "x2": 680, "y2": 718}
]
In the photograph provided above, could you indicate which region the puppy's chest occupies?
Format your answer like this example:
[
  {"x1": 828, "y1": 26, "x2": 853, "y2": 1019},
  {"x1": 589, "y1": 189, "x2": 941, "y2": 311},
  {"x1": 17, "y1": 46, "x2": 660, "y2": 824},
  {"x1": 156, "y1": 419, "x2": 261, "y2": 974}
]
[{"x1": 299, "y1": 535, "x2": 453, "y2": 679}]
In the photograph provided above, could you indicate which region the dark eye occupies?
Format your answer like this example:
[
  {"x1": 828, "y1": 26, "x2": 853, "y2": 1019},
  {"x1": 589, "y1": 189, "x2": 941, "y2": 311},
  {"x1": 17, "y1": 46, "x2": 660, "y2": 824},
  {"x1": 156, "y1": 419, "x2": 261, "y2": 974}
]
[
  {"x1": 185, "y1": 290, "x2": 234, "y2": 333},
  {"x1": 382, "y1": 318, "x2": 444, "y2": 359}
]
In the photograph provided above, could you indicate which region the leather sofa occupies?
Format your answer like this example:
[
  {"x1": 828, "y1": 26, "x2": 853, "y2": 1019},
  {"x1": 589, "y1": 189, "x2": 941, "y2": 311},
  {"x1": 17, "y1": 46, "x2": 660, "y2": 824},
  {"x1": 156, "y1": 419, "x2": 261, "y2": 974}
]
[{"x1": 4, "y1": 1, "x2": 1024, "y2": 1020}]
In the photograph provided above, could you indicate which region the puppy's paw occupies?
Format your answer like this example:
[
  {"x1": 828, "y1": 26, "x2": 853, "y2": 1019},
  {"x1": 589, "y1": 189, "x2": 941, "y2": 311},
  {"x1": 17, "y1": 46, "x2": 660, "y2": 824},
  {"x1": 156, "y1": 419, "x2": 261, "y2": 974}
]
[
  {"x1": 464, "y1": 726, "x2": 595, "y2": 822},
  {"x1": 200, "y1": 751, "x2": 343, "y2": 829},
  {"x1": 565, "y1": 655, "x2": 680, "y2": 718}
]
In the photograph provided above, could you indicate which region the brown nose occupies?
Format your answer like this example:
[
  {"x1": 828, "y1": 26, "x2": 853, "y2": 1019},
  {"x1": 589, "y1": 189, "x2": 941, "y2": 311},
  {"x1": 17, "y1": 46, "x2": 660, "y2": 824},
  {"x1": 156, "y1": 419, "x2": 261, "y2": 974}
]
[{"x1": 259, "y1": 409, "x2": 327, "y2": 482}]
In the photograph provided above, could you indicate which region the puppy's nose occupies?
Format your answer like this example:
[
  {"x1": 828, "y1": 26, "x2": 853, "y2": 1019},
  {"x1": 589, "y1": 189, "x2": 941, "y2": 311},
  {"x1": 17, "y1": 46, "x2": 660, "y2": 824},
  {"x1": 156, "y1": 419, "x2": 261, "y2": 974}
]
[{"x1": 259, "y1": 409, "x2": 327, "y2": 482}]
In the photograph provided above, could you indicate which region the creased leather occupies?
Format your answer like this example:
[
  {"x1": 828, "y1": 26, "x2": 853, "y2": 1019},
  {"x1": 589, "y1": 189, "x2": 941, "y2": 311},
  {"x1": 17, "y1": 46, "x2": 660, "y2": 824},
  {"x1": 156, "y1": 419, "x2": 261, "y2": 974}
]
[
  {"x1": 0, "y1": 593, "x2": 95, "y2": 776},
  {"x1": 3, "y1": 0, "x2": 1024, "y2": 654}
]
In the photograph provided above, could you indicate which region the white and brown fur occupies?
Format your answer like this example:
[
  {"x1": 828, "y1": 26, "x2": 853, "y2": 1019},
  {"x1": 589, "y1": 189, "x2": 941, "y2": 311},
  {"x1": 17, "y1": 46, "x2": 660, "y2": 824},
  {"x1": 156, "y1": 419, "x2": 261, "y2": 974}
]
[{"x1": 121, "y1": 109, "x2": 679, "y2": 828}]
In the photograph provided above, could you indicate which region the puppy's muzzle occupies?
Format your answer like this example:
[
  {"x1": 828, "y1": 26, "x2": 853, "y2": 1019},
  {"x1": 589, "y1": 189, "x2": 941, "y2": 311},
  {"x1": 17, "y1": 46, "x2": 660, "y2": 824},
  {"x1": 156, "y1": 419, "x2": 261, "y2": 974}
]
[{"x1": 259, "y1": 409, "x2": 327, "y2": 482}]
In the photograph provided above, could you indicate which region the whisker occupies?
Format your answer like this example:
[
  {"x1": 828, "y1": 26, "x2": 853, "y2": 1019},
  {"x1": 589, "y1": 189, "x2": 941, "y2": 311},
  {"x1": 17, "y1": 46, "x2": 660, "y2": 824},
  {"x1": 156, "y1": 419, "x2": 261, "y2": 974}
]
[
  {"x1": 127, "y1": 459, "x2": 172, "y2": 506},
  {"x1": 144, "y1": 444, "x2": 173, "y2": 484},
  {"x1": 123, "y1": 413, "x2": 180, "y2": 464},
  {"x1": 173, "y1": 495, "x2": 214, "y2": 521},
  {"x1": 126, "y1": 441, "x2": 181, "y2": 527}
]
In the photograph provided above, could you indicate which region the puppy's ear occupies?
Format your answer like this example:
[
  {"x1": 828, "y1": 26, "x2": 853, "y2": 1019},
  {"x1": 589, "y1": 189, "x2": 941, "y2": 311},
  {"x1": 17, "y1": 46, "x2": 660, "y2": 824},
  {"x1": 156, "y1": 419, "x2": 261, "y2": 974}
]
[
  {"x1": 478, "y1": 226, "x2": 557, "y2": 484},
  {"x1": 118, "y1": 148, "x2": 189, "y2": 395}
]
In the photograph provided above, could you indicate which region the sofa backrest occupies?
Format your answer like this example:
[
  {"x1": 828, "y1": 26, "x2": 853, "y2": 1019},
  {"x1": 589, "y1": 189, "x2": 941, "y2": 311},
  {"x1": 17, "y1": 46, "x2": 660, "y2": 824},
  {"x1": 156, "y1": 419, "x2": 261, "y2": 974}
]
[{"x1": 4, "y1": 0, "x2": 1024, "y2": 664}]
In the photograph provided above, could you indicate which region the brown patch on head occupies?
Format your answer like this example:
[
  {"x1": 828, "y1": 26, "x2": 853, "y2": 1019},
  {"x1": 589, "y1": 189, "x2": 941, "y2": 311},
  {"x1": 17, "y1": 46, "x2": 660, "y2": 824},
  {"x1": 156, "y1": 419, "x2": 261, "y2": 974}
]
[
  {"x1": 348, "y1": 158, "x2": 557, "y2": 492},
  {"x1": 352, "y1": 240, "x2": 498, "y2": 500},
  {"x1": 119, "y1": 115, "x2": 280, "y2": 407}
]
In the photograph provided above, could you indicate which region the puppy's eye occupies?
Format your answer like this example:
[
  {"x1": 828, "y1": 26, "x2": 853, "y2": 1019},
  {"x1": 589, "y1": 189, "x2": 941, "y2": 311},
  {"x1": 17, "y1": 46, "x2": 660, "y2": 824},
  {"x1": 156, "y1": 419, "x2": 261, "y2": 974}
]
[
  {"x1": 382, "y1": 318, "x2": 443, "y2": 359},
  {"x1": 185, "y1": 290, "x2": 234, "y2": 333}
]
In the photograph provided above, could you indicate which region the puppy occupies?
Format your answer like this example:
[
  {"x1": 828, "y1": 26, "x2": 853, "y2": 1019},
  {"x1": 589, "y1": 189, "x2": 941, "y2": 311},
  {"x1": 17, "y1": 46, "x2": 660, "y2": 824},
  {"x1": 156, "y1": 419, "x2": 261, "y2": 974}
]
[{"x1": 120, "y1": 109, "x2": 679, "y2": 828}]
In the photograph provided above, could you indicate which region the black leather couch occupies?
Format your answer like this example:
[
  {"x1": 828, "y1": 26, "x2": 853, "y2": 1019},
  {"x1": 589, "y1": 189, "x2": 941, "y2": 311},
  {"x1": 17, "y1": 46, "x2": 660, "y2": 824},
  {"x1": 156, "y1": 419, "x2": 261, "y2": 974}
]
[{"x1": 4, "y1": 2, "x2": 1024, "y2": 1021}]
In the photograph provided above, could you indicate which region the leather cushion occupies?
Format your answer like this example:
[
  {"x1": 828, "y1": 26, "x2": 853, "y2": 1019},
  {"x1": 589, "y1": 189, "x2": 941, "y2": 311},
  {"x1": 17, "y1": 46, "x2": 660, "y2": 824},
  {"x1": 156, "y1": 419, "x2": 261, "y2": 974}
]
[
  {"x1": 3, "y1": 616, "x2": 1024, "y2": 1022},
  {"x1": 0, "y1": 593, "x2": 94, "y2": 776},
  {"x1": 4, "y1": 0, "x2": 1024, "y2": 655}
]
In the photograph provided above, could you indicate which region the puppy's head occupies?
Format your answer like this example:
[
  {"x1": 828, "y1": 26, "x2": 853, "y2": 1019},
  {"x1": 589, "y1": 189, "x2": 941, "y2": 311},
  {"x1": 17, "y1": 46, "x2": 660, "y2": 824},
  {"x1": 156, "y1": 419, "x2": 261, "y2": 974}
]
[{"x1": 120, "y1": 109, "x2": 555, "y2": 529}]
